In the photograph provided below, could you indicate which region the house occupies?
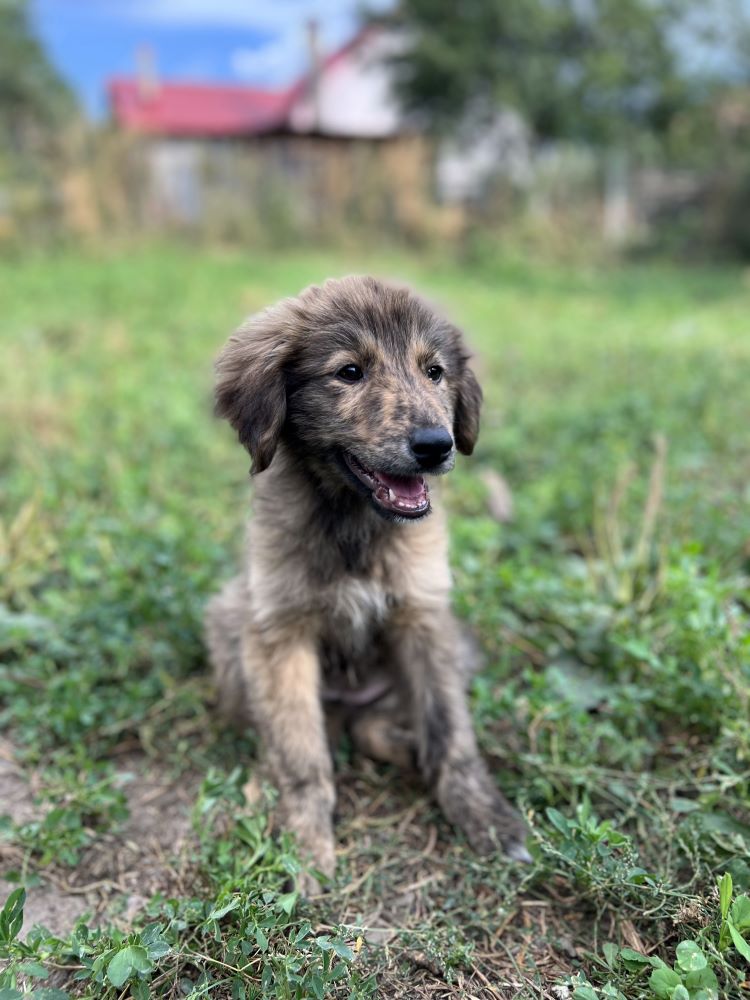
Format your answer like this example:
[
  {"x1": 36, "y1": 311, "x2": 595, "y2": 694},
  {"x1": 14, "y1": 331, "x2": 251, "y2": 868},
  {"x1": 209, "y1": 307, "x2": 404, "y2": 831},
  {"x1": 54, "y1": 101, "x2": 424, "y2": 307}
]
[
  {"x1": 108, "y1": 26, "x2": 404, "y2": 141},
  {"x1": 106, "y1": 27, "x2": 429, "y2": 231}
]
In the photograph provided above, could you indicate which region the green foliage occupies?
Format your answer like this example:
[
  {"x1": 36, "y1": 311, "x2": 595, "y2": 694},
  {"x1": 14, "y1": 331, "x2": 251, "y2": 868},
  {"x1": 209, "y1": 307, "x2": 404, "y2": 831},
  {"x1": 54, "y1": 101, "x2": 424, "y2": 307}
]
[
  {"x1": 0, "y1": 781, "x2": 376, "y2": 998},
  {"x1": 0, "y1": 0, "x2": 76, "y2": 244},
  {"x1": 0, "y1": 888, "x2": 25, "y2": 947},
  {"x1": 0, "y1": 888, "x2": 71, "y2": 997},
  {"x1": 646, "y1": 943, "x2": 719, "y2": 1000},
  {"x1": 1, "y1": 766, "x2": 128, "y2": 866},
  {"x1": 543, "y1": 801, "x2": 652, "y2": 903},
  {"x1": 388, "y1": 0, "x2": 695, "y2": 143},
  {"x1": 0, "y1": 0, "x2": 75, "y2": 152},
  {"x1": 562, "y1": 873, "x2": 750, "y2": 998},
  {"x1": 718, "y1": 873, "x2": 750, "y2": 963}
]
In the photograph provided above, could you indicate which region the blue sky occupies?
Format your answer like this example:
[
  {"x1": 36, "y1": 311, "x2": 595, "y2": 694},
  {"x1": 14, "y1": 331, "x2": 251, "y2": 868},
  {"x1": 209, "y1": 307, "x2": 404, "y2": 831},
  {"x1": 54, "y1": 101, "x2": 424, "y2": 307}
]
[{"x1": 32, "y1": 0, "x2": 394, "y2": 118}]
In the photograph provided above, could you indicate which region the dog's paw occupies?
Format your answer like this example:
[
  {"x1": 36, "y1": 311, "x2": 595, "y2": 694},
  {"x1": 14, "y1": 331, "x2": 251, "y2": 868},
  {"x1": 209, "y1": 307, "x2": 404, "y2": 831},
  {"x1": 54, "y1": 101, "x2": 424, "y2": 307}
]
[
  {"x1": 437, "y1": 761, "x2": 531, "y2": 863},
  {"x1": 242, "y1": 774, "x2": 264, "y2": 807},
  {"x1": 285, "y1": 817, "x2": 337, "y2": 898},
  {"x1": 294, "y1": 868, "x2": 327, "y2": 898},
  {"x1": 294, "y1": 843, "x2": 336, "y2": 898},
  {"x1": 461, "y1": 800, "x2": 531, "y2": 863}
]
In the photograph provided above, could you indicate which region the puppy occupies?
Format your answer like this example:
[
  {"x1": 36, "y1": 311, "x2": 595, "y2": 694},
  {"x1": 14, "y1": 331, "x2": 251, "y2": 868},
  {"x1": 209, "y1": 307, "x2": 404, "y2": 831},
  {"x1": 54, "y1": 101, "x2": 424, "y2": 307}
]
[{"x1": 205, "y1": 275, "x2": 529, "y2": 892}]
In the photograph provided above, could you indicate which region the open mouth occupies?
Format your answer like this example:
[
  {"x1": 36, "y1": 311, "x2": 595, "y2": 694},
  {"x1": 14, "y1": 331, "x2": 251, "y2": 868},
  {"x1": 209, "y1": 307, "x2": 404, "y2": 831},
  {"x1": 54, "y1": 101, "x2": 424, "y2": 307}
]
[{"x1": 343, "y1": 452, "x2": 430, "y2": 519}]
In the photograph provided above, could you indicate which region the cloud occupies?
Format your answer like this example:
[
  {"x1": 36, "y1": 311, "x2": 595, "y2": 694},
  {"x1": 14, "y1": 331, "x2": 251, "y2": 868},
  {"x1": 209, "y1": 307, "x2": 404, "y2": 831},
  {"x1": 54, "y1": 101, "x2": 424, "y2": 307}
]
[
  {"x1": 123, "y1": 0, "x2": 386, "y2": 31},
  {"x1": 231, "y1": 33, "x2": 307, "y2": 87},
  {"x1": 223, "y1": 0, "x2": 394, "y2": 87},
  {"x1": 173, "y1": 53, "x2": 221, "y2": 80}
]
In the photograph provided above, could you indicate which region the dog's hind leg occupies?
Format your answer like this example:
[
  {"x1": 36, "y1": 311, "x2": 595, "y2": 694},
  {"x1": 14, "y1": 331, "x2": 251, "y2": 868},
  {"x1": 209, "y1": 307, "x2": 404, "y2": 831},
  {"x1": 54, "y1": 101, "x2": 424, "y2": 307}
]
[
  {"x1": 349, "y1": 693, "x2": 415, "y2": 770},
  {"x1": 204, "y1": 575, "x2": 250, "y2": 726},
  {"x1": 348, "y1": 629, "x2": 477, "y2": 771},
  {"x1": 343, "y1": 624, "x2": 479, "y2": 770}
]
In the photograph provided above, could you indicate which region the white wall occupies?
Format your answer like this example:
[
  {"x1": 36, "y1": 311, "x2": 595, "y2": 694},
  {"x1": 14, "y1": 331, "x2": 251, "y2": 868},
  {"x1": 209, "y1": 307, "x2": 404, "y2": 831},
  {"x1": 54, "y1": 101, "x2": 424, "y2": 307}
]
[{"x1": 289, "y1": 31, "x2": 405, "y2": 139}]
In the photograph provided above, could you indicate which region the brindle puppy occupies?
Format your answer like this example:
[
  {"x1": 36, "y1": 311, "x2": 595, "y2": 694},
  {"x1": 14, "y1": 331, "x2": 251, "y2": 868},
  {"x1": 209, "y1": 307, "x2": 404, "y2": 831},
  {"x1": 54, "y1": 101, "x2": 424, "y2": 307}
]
[{"x1": 205, "y1": 275, "x2": 529, "y2": 893}]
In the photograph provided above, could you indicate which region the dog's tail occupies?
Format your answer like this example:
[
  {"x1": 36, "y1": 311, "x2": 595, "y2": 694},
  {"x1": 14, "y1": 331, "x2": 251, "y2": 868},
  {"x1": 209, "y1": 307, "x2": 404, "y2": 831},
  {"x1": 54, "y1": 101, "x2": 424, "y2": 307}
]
[{"x1": 204, "y1": 574, "x2": 250, "y2": 726}]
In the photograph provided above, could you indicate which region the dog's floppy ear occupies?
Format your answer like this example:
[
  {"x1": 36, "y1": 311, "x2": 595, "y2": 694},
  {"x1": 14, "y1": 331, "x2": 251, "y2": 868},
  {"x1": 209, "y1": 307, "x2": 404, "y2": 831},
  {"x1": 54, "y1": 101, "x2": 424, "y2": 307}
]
[
  {"x1": 453, "y1": 362, "x2": 483, "y2": 456},
  {"x1": 214, "y1": 302, "x2": 296, "y2": 473}
]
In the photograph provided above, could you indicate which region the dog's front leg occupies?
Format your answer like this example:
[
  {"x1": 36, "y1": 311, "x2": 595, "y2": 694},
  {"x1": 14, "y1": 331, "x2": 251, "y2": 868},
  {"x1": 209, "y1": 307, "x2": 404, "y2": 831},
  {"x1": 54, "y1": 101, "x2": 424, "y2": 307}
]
[
  {"x1": 395, "y1": 611, "x2": 530, "y2": 862},
  {"x1": 243, "y1": 628, "x2": 336, "y2": 893}
]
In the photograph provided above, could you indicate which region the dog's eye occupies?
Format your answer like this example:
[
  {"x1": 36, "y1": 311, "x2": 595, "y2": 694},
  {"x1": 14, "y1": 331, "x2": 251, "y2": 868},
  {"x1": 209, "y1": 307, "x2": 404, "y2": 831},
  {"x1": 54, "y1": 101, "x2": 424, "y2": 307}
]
[
  {"x1": 426, "y1": 365, "x2": 444, "y2": 383},
  {"x1": 337, "y1": 364, "x2": 364, "y2": 383}
]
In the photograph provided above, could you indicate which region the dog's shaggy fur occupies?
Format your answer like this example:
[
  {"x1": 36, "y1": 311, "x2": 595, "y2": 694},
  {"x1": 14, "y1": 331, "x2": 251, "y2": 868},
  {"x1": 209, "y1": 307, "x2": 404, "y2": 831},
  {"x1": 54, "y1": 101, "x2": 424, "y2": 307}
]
[{"x1": 205, "y1": 276, "x2": 528, "y2": 891}]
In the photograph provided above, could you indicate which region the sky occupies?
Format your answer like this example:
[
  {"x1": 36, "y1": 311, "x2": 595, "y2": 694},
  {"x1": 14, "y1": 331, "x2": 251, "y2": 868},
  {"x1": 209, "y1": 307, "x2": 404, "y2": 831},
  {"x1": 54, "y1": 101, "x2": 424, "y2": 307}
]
[
  {"x1": 32, "y1": 0, "x2": 749, "y2": 120},
  {"x1": 32, "y1": 0, "x2": 394, "y2": 118}
]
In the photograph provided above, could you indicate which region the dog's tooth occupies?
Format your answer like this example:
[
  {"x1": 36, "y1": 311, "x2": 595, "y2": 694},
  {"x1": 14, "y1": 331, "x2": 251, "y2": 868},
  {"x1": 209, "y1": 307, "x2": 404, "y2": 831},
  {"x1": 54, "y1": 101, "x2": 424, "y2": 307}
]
[{"x1": 388, "y1": 488, "x2": 396, "y2": 502}]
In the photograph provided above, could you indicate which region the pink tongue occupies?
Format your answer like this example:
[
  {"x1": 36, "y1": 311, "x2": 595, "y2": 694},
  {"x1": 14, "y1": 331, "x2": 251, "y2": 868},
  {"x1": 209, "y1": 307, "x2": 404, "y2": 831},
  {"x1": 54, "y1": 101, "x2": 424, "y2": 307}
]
[{"x1": 377, "y1": 471, "x2": 425, "y2": 499}]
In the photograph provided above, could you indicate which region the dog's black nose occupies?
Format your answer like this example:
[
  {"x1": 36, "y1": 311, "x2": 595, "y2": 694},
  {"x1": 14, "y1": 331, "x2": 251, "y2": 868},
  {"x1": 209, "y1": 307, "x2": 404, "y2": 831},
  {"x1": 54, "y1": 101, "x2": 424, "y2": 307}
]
[{"x1": 410, "y1": 427, "x2": 454, "y2": 469}]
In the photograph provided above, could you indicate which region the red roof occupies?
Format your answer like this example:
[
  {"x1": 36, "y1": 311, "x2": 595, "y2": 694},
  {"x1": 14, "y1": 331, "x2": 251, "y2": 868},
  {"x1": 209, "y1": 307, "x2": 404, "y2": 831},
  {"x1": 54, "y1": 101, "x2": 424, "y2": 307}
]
[
  {"x1": 107, "y1": 28, "x2": 376, "y2": 138},
  {"x1": 107, "y1": 79, "x2": 295, "y2": 137}
]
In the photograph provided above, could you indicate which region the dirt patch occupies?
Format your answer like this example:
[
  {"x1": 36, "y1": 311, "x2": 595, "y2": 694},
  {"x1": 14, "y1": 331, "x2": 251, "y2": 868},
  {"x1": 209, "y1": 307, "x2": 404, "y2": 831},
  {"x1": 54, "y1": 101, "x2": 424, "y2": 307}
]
[
  {"x1": 0, "y1": 740, "x2": 201, "y2": 937},
  {"x1": 0, "y1": 739, "x2": 37, "y2": 826},
  {"x1": 70, "y1": 758, "x2": 199, "y2": 925},
  {"x1": 1, "y1": 738, "x2": 90, "y2": 935}
]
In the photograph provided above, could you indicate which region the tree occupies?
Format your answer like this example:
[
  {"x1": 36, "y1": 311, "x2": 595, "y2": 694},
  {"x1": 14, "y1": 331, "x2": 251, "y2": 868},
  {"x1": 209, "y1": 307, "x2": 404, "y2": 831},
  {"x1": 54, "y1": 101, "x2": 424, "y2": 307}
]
[
  {"x1": 387, "y1": 0, "x2": 692, "y2": 145},
  {"x1": 0, "y1": 0, "x2": 75, "y2": 152}
]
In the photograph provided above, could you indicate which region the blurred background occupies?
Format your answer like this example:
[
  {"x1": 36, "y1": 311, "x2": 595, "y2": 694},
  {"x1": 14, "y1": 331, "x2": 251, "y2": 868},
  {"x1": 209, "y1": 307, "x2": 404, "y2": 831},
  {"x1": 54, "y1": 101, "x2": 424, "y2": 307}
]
[
  {"x1": 3, "y1": 5, "x2": 750, "y2": 993},
  {"x1": 4, "y1": 0, "x2": 750, "y2": 260}
]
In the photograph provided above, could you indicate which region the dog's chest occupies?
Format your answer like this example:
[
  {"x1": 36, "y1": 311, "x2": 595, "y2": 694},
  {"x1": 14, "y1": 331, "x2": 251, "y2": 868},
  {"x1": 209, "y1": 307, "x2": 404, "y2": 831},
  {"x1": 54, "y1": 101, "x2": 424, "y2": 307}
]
[
  {"x1": 318, "y1": 575, "x2": 394, "y2": 702},
  {"x1": 321, "y1": 574, "x2": 392, "y2": 643}
]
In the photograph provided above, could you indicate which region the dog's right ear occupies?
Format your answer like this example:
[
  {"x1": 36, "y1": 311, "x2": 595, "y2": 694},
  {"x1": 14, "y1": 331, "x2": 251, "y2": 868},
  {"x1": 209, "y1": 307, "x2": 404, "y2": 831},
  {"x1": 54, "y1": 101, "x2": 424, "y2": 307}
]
[{"x1": 214, "y1": 302, "x2": 295, "y2": 473}]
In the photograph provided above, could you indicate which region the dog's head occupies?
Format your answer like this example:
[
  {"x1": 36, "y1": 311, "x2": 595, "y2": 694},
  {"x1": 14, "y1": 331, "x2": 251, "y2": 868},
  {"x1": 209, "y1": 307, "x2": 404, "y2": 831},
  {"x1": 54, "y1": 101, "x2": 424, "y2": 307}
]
[{"x1": 214, "y1": 275, "x2": 482, "y2": 521}]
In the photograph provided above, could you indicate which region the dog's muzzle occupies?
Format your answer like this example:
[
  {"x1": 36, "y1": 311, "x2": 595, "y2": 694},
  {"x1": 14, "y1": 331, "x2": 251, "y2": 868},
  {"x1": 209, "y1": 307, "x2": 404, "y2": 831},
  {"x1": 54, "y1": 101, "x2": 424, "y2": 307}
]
[{"x1": 343, "y1": 452, "x2": 431, "y2": 518}]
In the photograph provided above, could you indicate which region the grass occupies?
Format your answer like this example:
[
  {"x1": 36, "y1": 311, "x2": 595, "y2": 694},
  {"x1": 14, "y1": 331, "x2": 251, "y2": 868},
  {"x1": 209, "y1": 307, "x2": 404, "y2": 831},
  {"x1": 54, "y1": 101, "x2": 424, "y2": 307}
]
[{"x1": 1, "y1": 240, "x2": 749, "y2": 998}]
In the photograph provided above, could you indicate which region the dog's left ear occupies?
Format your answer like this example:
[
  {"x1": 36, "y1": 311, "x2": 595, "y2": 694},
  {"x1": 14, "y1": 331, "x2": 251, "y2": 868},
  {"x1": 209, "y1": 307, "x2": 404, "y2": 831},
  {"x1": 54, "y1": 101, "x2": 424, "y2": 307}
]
[
  {"x1": 214, "y1": 301, "x2": 296, "y2": 473},
  {"x1": 453, "y1": 363, "x2": 483, "y2": 455}
]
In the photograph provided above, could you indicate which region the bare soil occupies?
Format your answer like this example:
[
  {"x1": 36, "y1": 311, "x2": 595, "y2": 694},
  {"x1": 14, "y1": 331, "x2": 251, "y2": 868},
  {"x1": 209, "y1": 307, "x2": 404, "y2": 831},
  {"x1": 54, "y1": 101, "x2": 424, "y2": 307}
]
[{"x1": 0, "y1": 739, "x2": 199, "y2": 937}]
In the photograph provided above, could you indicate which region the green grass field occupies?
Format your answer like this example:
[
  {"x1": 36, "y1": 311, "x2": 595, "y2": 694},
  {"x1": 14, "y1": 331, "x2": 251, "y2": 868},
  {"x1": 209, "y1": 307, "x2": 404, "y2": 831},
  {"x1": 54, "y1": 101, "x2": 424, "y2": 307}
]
[{"x1": 1, "y1": 243, "x2": 749, "y2": 999}]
